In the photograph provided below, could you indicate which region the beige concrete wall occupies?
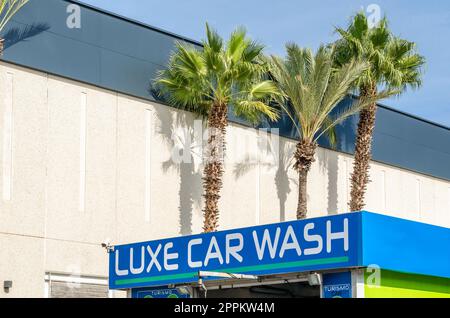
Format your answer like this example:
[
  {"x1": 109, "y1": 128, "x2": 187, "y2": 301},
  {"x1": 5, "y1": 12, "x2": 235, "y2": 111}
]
[{"x1": 0, "y1": 62, "x2": 449, "y2": 297}]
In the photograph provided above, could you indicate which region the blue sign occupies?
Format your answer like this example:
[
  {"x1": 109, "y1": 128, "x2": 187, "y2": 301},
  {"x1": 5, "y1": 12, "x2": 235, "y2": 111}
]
[
  {"x1": 322, "y1": 271, "x2": 352, "y2": 298},
  {"x1": 109, "y1": 213, "x2": 361, "y2": 289},
  {"x1": 360, "y1": 212, "x2": 450, "y2": 279},
  {"x1": 131, "y1": 287, "x2": 190, "y2": 298}
]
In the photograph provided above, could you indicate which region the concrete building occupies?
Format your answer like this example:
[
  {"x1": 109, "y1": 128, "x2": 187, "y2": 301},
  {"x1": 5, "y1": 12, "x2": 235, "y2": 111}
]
[{"x1": 0, "y1": 0, "x2": 449, "y2": 298}]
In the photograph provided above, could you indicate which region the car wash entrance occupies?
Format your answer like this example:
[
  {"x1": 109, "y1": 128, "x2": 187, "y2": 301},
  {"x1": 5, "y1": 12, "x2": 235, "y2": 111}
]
[
  {"x1": 205, "y1": 281, "x2": 319, "y2": 298},
  {"x1": 108, "y1": 212, "x2": 450, "y2": 298},
  {"x1": 124, "y1": 269, "x2": 353, "y2": 298},
  {"x1": 195, "y1": 271, "x2": 323, "y2": 298}
]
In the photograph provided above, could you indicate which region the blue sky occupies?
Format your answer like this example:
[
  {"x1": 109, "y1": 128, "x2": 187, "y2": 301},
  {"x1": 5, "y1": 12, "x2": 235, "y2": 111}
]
[{"x1": 80, "y1": 0, "x2": 450, "y2": 127}]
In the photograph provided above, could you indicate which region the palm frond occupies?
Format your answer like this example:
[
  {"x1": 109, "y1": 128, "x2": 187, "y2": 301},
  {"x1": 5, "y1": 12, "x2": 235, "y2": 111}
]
[
  {"x1": 348, "y1": 11, "x2": 369, "y2": 39},
  {"x1": 271, "y1": 44, "x2": 374, "y2": 145},
  {"x1": 227, "y1": 26, "x2": 247, "y2": 63},
  {"x1": 205, "y1": 22, "x2": 223, "y2": 53},
  {"x1": 155, "y1": 23, "x2": 279, "y2": 126},
  {"x1": 248, "y1": 80, "x2": 280, "y2": 99},
  {"x1": 0, "y1": 0, "x2": 28, "y2": 32},
  {"x1": 242, "y1": 40, "x2": 264, "y2": 62},
  {"x1": 172, "y1": 42, "x2": 206, "y2": 78},
  {"x1": 234, "y1": 100, "x2": 278, "y2": 124},
  {"x1": 333, "y1": 12, "x2": 425, "y2": 95},
  {"x1": 321, "y1": 116, "x2": 337, "y2": 148}
]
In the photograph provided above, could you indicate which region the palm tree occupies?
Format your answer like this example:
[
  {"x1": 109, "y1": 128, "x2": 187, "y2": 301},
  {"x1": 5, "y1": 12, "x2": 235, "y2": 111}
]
[
  {"x1": 0, "y1": 0, "x2": 29, "y2": 55},
  {"x1": 270, "y1": 44, "x2": 389, "y2": 219},
  {"x1": 334, "y1": 12, "x2": 425, "y2": 212},
  {"x1": 155, "y1": 24, "x2": 279, "y2": 232}
]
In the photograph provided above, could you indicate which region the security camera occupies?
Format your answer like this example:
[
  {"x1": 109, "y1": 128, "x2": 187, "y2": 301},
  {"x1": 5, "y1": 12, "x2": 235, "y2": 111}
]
[
  {"x1": 101, "y1": 239, "x2": 114, "y2": 253},
  {"x1": 101, "y1": 239, "x2": 110, "y2": 248}
]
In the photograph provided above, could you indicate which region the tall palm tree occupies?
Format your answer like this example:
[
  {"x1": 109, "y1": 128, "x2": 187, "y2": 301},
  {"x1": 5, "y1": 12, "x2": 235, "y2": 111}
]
[
  {"x1": 270, "y1": 44, "x2": 389, "y2": 219},
  {"x1": 155, "y1": 24, "x2": 279, "y2": 232},
  {"x1": 334, "y1": 12, "x2": 425, "y2": 212},
  {"x1": 0, "y1": 0, "x2": 29, "y2": 55}
]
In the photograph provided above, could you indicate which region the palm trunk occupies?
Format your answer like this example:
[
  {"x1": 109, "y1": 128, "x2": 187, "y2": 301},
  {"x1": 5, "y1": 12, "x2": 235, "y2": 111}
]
[
  {"x1": 0, "y1": 38, "x2": 4, "y2": 56},
  {"x1": 294, "y1": 140, "x2": 317, "y2": 219},
  {"x1": 202, "y1": 102, "x2": 227, "y2": 232},
  {"x1": 349, "y1": 85, "x2": 377, "y2": 211}
]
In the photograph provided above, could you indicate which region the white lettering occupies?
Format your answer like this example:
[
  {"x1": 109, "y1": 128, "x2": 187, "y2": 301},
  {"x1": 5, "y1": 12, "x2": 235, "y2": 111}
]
[
  {"x1": 225, "y1": 233, "x2": 244, "y2": 263},
  {"x1": 253, "y1": 228, "x2": 281, "y2": 260},
  {"x1": 146, "y1": 244, "x2": 162, "y2": 272},
  {"x1": 279, "y1": 225, "x2": 301, "y2": 258},
  {"x1": 366, "y1": 264, "x2": 381, "y2": 288},
  {"x1": 188, "y1": 238, "x2": 203, "y2": 268},
  {"x1": 326, "y1": 218, "x2": 348, "y2": 253},
  {"x1": 204, "y1": 237, "x2": 224, "y2": 266},
  {"x1": 303, "y1": 223, "x2": 323, "y2": 255},
  {"x1": 114, "y1": 250, "x2": 129, "y2": 276},
  {"x1": 130, "y1": 246, "x2": 145, "y2": 274},
  {"x1": 367, "y1": 4, "x2": 381, "y2": 29},
  {"x1": 66, "y1": 4, "x2": 81, "y2": 29},
  {"x1": 164, "y1": 242, "x2": 179, "y2": 271}
]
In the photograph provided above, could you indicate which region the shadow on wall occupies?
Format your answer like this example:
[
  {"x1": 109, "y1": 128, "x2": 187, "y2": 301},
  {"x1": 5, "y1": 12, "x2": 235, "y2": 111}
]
[
  {"x1": 233, "y1": 134, "x2": 296, "y2": 222},
  {"x1": 2, "y1": 22, "x2": 50, "y2": 50},
  {"x1": 274, "y1": 139, "x2": 297, "y2": 221},
  {"x1": 322, "y1": 149, "x2": 339, "y2": 215},
  {"x1": 152, "y1": 101, "x2": 203, "y2": 236},
  {"x1": 316, "y1": 120, "x2": 354, "y2": 216},
  {"x1": 149, "y1": 84, "x2": 348, "y2": 224}
]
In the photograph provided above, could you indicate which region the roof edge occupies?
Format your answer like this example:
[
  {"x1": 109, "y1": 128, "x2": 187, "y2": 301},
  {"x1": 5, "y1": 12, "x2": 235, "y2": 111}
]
[{"x1": 69, "y1": 0, "x2": 202, "y2": 46}]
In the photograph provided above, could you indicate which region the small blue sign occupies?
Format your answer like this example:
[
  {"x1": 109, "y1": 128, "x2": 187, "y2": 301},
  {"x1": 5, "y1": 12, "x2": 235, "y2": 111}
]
[
  {"x1": 322, "y1": 271, "x2": 352, "y2": 298},
  {"x1": 109, "y1": 213, "x2": 361, "y2": 289},
  {"x1": 132, "y1": 287, "x2": 190, "y2": 298}
]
